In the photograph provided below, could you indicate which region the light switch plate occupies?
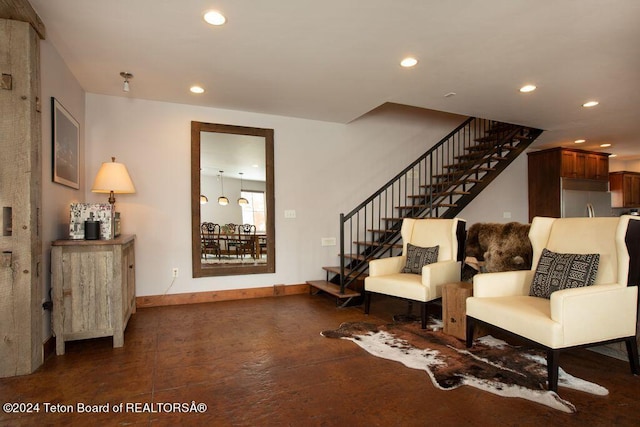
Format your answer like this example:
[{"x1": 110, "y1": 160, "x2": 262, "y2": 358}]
[
  {"x1": 284, "y1": 210, "x2": 296, "y2": 219},
  {"x1": 321, "y1": 237, "x2": 336, "y2": 246}
]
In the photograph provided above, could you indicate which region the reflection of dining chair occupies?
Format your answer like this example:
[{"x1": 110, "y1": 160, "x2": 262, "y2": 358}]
[
  {"x1": 223, "y1": 223, "x2": 239, "y2": 255},
  {"x1": 237, "y1": 224, "x2": 257, "y2": 259},
  {"x1": 201, "y1": 222, "x2": 221, "y2": 259},
  {"x1": 258, "y1": 235, "x2": 267, "y2": 258}
]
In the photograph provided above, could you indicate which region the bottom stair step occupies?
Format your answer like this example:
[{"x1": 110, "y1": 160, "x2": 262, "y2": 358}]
[{"x1": 307, "y1": 280, "x2": 361, "y2": 298}]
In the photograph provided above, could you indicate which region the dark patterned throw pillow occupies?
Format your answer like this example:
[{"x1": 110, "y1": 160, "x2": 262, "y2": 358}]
[
  {"x1": 402, "y1": 244, "x2": 439, "y2": 274},
  {"x1": 529, "y1": 248, "x2": 600, "y2": 299}
]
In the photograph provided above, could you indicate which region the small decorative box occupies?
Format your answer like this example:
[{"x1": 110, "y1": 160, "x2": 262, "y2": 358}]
[{"x1": 69, "y1": 203, "x2": 112, "y2": 240}]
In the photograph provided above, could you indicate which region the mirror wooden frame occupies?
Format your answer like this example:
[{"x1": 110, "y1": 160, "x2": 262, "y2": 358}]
[{"x1": 191, "y1": 121, "x2": 275, "y2": 277}]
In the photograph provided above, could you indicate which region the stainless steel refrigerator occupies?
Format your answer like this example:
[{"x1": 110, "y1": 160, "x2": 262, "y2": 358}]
[{"x1": 560, "y1": 178, "x2": 613, "y2": 218}]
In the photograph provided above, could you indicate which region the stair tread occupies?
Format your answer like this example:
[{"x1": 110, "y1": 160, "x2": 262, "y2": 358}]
[
  {"x1": 486, "y1": 123, "x2": 518, "y2": 133},
  {"x1": 445, "y1": 156, "x2": 507, "y2": 169},
  {"x1": 422, "y1": 178, "x2": 482, "y2": 189},
  {"x1": 367, "y1": 228, "x2": 398, "y2": 233},
  {"x1": 323, "y1": 266, "x2": 369, "y2": 279},
  {"x1": 455, "y1": 152, "x2": 508, "y2": 161},
  {"x1": 353, "y1": 240, "x2": 402, "y2": 248},
  {"x1": 442, "y1": 165, "x2": 497, "y2": 173},
  {"x1": 307, "y1": 280, "x2": 361, "y2": 298},
  {"x1": 408, "y1": 190, "x2": 470, "y2": 198},
  {"x1": 434, "y1": 190, "x2": 471, "y2": 196},
  {"x1": 474, "y1": 131, "x2": 520, "y2": 143},
  {"x1": 466, "y1": 143, "x2": 519, "y2": 152},
  {"x1": 396, "y1": 203, "x2": 458, "y2": 209},
  {"x1": 342, "y1": 253, "x2": 368, "y2": 261},
  {"x1": 433, "y1": 167, "x2": 494, "y2": 179},
  {"x1": 323, "y1": 266, "x2": 353, "y2": 275}
]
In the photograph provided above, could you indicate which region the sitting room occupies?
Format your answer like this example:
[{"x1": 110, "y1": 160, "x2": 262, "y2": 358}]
[{"x1": 2, "y1": 1, "x2": 640, "y2": 425}]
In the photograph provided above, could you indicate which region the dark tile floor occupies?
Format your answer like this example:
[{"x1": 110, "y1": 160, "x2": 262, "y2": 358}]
[{"x1": 1, "y1": 293, "x2": 639, "y2": 426}]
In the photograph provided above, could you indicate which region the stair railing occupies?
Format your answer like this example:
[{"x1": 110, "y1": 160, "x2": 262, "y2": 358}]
[{"x1": 338, "y1": 117, "x2": 517, "y2": 293}]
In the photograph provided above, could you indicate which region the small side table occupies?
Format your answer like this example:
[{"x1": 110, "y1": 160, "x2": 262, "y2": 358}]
[{"x1": 442, "y1": 281, "x2": 474, "y2": 340}]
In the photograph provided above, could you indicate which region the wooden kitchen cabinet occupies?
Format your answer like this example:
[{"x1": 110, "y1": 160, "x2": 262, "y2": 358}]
[
  {"x1": 610, "y1": 172, "x2": 640, "y2": 208},
  {"x1": 555, "y1": 148, "x2": 609, "y2": 180},
  {"x1": 528, "y1": 147, "x2": 610, "y2": 220},
  {"x1": 587, "y1": 153, "x2": 609, "y2": 180},
  {"x1": 561, "y1": 149, "x2": 587, "y2": 178},
  {"x1": 51, "y1": 235, "x2": 136, "y2": 355}
]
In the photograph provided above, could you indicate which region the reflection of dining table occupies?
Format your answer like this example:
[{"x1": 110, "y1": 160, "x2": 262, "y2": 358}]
[{"x1": 203, "y1": 233, "x2": 266, "y2": 259}]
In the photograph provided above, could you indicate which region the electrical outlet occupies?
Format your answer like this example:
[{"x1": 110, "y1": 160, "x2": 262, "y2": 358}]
[{"x1": 172, "y1": 268, "x2": 179, "y2": 278}]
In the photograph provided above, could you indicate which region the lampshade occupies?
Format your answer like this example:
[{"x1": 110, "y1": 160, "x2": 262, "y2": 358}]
[
  {"x1": 91, "y1": 157, "x2": 136, "y2": 196},
  {"x1": 200, "y1": 195, "x2": 209, "y2": 204}
]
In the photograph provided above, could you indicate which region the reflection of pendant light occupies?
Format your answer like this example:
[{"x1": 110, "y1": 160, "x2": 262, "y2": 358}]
[
  {"x1": 218, "y1": 171, "x2": 229, "y2": 206},
  {"x1": 200, "y1": 195, "x2": 208, "y2": 204},
  {"x1": 238, "y1": 172, "x2": 249, "y2": 206}
]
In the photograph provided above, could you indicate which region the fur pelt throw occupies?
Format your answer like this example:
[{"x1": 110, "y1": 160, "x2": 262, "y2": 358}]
[{"x1": 463, "y1": 222, "x2": 532, "y2": 281}]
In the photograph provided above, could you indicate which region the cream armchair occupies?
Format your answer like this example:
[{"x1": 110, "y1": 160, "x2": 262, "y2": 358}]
[
  {"x1": 364, "y1": 218, "x2": 466, "y2": 329},
  {"x1": 466, "y1": 216, "x2": 640, "y2": 392}
]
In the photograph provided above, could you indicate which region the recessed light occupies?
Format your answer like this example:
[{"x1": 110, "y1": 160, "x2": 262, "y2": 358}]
[
  {"x1": 400, "y1": 57, "x2": 418, "y2": 68},
  {"x1": 190, "y1": 86, "x2": 205, "y2": 94},
  {"x1": 204, "y1": 10, "x2": 226, "y2": 26},
  {"x1": 574, "y1": 139, "x2": 585, "y2": 144},
  {"x1": 519, "y1": 85, "x2": 536, "y2": 93},
  {"x1": 609, "y1": 154, "x2": 617, "y2": 158},
  {"x1": 444, "y1": 92, "x2": 456, "y2": 98},
  {"x1": 582, "y1": 100, "x2": 599, "y2": 108},
  {"x1": 600, "y1": 143, "x2": 612, "y2": 148}
]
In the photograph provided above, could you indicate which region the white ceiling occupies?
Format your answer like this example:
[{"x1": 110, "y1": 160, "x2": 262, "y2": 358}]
[
  {"x1": 30, "y1": 0, "x2": 640, "y2": 158},
  {"x1": 200, "y1": 131, "x2": 265, "y2": 181}
]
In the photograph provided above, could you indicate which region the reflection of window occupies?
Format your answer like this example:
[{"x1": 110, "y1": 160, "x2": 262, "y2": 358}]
[{"x1": 241, "y1": 191, "x2": 266, "y2": 232}]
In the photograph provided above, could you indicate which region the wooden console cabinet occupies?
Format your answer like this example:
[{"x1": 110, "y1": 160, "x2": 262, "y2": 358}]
[
  {"x1": 51, "y1": 235, "x2": 136, "y2": 355},
  {"x1": 610, "y1": 171, "x2": 640, "y2": 208},
  {"x1": 528, "y1": 147, "x2": 609, "y2": 220}
]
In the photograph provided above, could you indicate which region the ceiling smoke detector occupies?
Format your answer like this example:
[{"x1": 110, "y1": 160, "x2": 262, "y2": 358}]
[{"x1": 120, "y1": 72, "x2": 133, "y2": 92}]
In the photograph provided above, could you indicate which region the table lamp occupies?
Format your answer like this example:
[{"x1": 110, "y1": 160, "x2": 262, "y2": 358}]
[{"x1": 91, "y1": 157, "x2": 136, "y2": 238}]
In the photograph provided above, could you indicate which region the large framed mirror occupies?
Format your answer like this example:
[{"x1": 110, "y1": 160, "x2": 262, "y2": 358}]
[{"x1": 191, "y1": 121, "x2": 275, "y2": 277}]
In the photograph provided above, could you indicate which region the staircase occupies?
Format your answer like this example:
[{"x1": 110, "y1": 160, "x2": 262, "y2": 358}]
[{"x1": 307, "y1": 117, "x2": 543, "y2": 305}]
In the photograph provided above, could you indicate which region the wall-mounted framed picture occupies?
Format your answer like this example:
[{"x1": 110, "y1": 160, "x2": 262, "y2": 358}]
[{"x1": 52, "y1": 97, "x2": 80, "y2": 189}]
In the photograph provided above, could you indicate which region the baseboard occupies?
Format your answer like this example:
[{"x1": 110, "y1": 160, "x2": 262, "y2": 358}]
[{"x1": 136, "y1": 283, "x2": 310, "y2": 308}]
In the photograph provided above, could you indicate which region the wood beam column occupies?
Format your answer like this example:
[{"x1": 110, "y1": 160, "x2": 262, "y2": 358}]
[{"x1": 0, "y1": 17, "x2": 43, "y2": 377}]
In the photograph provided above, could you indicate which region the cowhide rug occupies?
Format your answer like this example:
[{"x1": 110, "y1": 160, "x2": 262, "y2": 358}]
[{"x1": 321, "y1": 318, "x2": 608, "y2": 413}]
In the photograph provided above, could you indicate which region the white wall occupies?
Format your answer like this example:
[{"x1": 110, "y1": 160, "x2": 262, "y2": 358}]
[
  {"x1": 86, "y1": 97, "x2": 510, "y2": 296},
  {"x1": 610, "y1": 158, "x2": 640, "y2": 173},
  {"x1": 459, "y1": 153, "x2": 530, "y2": 225},
  {"x1": 40, "y1": 39, "x2": 85, "y2": 341}
]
